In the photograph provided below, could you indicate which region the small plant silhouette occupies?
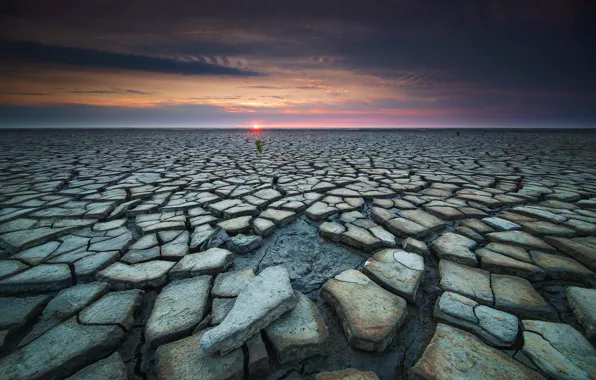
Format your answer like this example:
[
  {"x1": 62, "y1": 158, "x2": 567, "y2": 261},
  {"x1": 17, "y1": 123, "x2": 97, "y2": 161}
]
[
  {"x1": 456, "y1": 130, "x2": 461, "y2": 137},
  {"x1": 255, "y1": 139, "x2": 264, "y2": 153}
]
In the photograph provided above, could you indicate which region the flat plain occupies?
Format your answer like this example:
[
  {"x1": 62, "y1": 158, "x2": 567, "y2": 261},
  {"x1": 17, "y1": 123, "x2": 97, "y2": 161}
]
[{"x1": 0, "y1": 129, "x2": 595, "y2": 380}]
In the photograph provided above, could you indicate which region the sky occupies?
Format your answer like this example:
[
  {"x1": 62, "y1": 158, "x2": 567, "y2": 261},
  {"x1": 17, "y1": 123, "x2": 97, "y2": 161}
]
[{"x1": 1, "y1": 0, "x2": 595, "y2": 129}]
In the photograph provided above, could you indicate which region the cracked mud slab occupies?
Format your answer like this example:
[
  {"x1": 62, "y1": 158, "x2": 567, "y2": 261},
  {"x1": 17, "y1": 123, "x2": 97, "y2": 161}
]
[{"x1": 0, "y1": 129, "x2": 595, "y2": 379}]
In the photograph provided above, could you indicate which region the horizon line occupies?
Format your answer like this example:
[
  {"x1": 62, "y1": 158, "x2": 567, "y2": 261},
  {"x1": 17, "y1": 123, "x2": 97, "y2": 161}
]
[{"x1": 2, "y1": 126, "x2": 596, "y2": 131}]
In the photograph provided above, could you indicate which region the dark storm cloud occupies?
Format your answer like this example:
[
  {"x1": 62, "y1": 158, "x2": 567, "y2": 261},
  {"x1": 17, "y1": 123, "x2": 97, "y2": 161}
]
[
  {"x1": 3, "y1": 2, "x2": 594, "y2": 88},
  {"x1": 0, "y1": 40, "x2": 262, "y2": 76},
  {"x1": 328, "y1": 29, "x2": 596, "y2": 93}
]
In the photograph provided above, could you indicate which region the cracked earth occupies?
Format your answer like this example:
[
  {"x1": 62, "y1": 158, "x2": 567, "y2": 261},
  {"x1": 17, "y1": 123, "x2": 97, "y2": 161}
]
[{"x1": 0, "y1": 129, "x2": 595, "y2": 380}]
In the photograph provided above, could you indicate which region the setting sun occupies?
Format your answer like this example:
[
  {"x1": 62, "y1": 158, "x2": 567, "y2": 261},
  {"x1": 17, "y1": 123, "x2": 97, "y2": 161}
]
[{"x1": 253, "y1": 124, "x2": 260, "y2": 130}]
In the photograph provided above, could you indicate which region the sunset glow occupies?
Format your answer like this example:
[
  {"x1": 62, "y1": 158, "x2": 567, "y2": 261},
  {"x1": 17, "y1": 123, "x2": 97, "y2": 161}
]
[{"x1": 0, "y1": 1, "x2": 594, "y2": 128}]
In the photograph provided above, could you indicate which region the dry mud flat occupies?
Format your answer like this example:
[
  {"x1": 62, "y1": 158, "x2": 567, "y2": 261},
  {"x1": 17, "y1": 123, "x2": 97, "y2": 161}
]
[{"x1": 0, "y1": 129, "x2": 595, "y2": 380}]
